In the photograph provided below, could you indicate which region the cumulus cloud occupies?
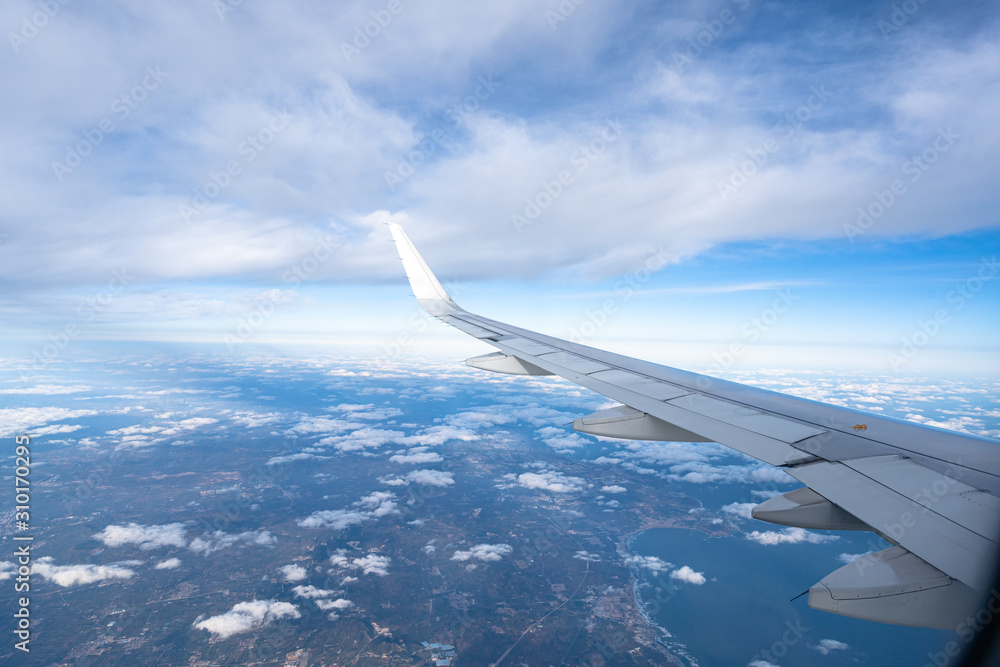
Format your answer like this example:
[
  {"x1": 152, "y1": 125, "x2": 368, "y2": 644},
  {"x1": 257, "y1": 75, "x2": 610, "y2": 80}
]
[
  {"x1": 381, "y1": 469, "x2": 455, "y2": 487},
  {"x1": 451, "y1": 544, "x2": 513, "y2": 563},
  {"x1": 625, "y1": 555, "x2": 671, "y2": 574},
  {"x1": 517, "y1": 471, "x2": 584, "y2": 493},
  {"x1": 298, "y1": 509, "x2": 369, "y2": 530},
  {"x1": 721, "y1": 502, "x2": 756, "y2": 520},
  {"x1": 670, "y1": 565, "x2": 706, "y2": 585},
  {"x1": 329, "y1": 550, "x2": 392, "y2": 577},
  {"x1": 32, "y1": 558, "x2": 135, "y2": 587},
  {"x1": 0, "y1": 407, "x2": 97, "y2": 438},
  {"x1": 292, "y1": 585, "x2": 336, "y2": 599},
  {"x1": 811, "y1": 639, "x2": 849, "y2": 655},
  {"x1": 395, "y1": 424, "x2": 479, "y2": 447},
  {"x1": 289, "y1": 417, "x2": 364, "y2": 435},
  {"x1": 0, "y1": 562, "x2": 16, "y2": 580},
  {"x1": 319, "y1": 427, "x2": 405, "y2": 452},
  {"x1": 746, "y1": 528, "x2": 839, "y2": 546},
  {"x1": 95, "y1": 522, "x2": 188, "y2": 550},
  {"x1": 573, "y1": 550, "x2": 601, "y2": 562},
  {"x1": 600, "y1": 485, "x2": 626, "y2": 494},
  {"x1": 837, "y1": 551, "x2": 874, "y2": 564},
  {"x1": 748, "y1": 661, "x2": 779, "y2": 667},
  {"x1": 326, "y1": 404, "x2": 403, "y2": 420},
  {"x1": 0, "y1": 384, "x2": 93, "y2": 395},
  {"x1": 278, "y1": 564, "x2": 308, "y2": 582},
  {"x1": 155, "y1": 558, "x2": 181, "y2": 570},
  {"x1": 353, "y1": 554, "x2": 392, "y2": 576},
  {"x1": 298, "y1": 491, "x2": 398, "y2": 529},
  {"x1": 389, "y1": 449, "x2": 444, "y2": 464},
  {"x1": 267, "y1": 452, "x2": 329, "y2": 465},
  {"x1": 193, "y1": 600, "x2": 300, "y2": 639},
  {"x1": 315, "y1": 598, "x2": 353, "y2": 611},
  {"x1": 188, "y1": 530, "x2": 276, "y2": 555}
]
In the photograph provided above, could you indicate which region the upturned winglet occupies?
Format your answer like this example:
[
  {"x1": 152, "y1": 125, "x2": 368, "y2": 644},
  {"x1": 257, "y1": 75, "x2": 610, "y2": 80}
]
[{"x1": 387, "y1": 223, "x2": 461, "y2": 316}]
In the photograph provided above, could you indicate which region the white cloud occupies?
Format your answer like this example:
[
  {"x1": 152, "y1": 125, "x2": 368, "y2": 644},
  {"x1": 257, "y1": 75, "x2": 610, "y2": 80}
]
[
  {"x1": 329, "y1": 550, "x2": 392, "y2": 577},
  {"x1": 326, "y1": 404, "x2": 403, "y2": 420},
  {"x1": 289, "y1": 417, "x2": 364, "y2": 435},
  {"x1": 811, "y1": 639, "x2": 849, "y2": 655},
  {"x1": 188, "y1": 530, "x2": 276, "y2": 555},
  {"x1": 670, "y1": 565, "x2": 706, "y2": 585},
  {"x1": 451, "y1": 544, "x2": 513, "y2": 563},
  {"x1": 748, "y1": 661, "x2": 780, "y2": 667},
  {"x1": 721, "y1": 502, "x2": 756, "y2": 520},
  {"x1": 625, "y1": 555, "x2": 671, "y2": 574},
  {"x1": 389, "y1": 450, "x2": 444, "y2": 464},
  {"x1": 353, "y1": 554, "x2": 392, "y2": 576},
  {"x1": 837, "y1": 551, "x2": 874, "y2": 564},
  {"x1": 600, "y1": 485, "x2": 626, "y2": 494},
  {"x1": 381, "y1": 469, "x2": 455, "y2": 487},
  {"x1": 299, "y1": 491, "x2": 399, "y2": 528},
  {"x1": 292, "y1": 585, "x2": 336, "y2": 599},
  {"x1": 517, "y1": 471, "x2": 584, "y2": 493},
  {"x1": 32, "y1": 557, "x2": 135, "y2": 587},
  {"x1": 0, "y1": 384, "x2": 92, "y2": 394},
  {"x1": 319, "y1": 427, "x2": 405, "y2": 452},
  {"x1": 0, "y1": 562, "x2": 15, "y2": 580},
  {"x1": 746, "y1": 528, "x2": 839, "y2": 546},
  {"x1": 267, "y1": 451, "x2": 330, "y2": 465},
  {"x1": 0, "y1": 407, "x2": 97, "y2": 438},
  {"x1": 278, "y1": 564, "x2": 308, "y2": 582},
  {"x1": 155, "y1": 558, "x2": 182, "y2": 570},
  {"x1": 298, "y1": 509, "x2": 367, "y2": 529},
  {"x1": 315, "y1": 598, "x2": 353, "y2": 611},
  {"x1": 95, "y1": 522, "x2": 188, "y2": 550},
  {"x1": 573, "y1": 550, "x2": 601, "y2": 562},
  {"x1": 193, "y1": 600, "x2": 300, "y2": 639}
]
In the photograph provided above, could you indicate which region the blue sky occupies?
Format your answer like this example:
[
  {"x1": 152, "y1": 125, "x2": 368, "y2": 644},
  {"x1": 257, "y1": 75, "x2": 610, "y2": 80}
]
[{"x1": 1, "y1": 0, "x2": 998, "y2": 373}]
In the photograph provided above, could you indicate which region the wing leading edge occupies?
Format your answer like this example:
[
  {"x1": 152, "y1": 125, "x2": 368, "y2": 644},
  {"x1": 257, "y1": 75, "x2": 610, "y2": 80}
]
[{"x1": 388, "y1": 223, "x2": 1000, "y2": 629}]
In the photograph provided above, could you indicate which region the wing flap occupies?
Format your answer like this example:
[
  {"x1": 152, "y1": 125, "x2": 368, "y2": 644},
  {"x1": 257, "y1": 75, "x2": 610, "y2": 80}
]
[
  {"x1": 666, "y1": 393, "x2": 827, "y2": 444},
  {"x1": 791, "y1": 459, "x2": 997, "y2": 590},
  {"x1": 588, "y1": 369, "x2": 693, "y2": 401},
  {"x1": 843, "y1": 455, "x2": 1000, "y2": 541},
  {"x1": 535, "y1": 351, "x2": 614, "y2": 374}
]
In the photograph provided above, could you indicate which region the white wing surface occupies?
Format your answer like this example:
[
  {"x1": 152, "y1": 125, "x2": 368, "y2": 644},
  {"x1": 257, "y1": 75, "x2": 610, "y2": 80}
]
[{"x1": 388, "y1": 223, "x2": 1000, "y2": 629}]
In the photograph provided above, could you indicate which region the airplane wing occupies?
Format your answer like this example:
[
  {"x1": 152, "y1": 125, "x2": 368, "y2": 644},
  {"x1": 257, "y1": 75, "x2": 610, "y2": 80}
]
[{"x1": 388, "y1": 223, "x2": 1000, "y2": 629}]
